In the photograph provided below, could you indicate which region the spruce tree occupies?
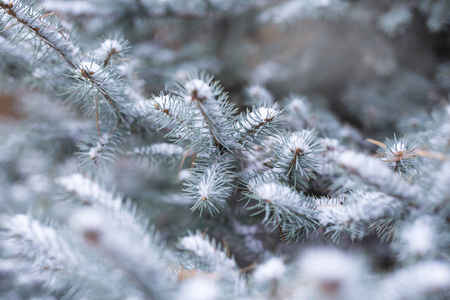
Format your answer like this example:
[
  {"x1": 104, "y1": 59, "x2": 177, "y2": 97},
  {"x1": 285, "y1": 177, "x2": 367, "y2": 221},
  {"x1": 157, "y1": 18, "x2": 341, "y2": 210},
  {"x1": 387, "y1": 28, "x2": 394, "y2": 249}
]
[{"x1": 1, "y1": 1, "x2": 450, "y2": 299}]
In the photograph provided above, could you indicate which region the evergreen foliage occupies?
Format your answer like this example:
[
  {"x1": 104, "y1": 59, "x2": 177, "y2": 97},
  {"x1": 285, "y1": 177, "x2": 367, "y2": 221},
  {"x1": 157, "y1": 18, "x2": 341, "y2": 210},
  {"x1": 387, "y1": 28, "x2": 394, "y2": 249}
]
[{"x1": 1, "y1": 0, "x2": 450, "y2": 299}]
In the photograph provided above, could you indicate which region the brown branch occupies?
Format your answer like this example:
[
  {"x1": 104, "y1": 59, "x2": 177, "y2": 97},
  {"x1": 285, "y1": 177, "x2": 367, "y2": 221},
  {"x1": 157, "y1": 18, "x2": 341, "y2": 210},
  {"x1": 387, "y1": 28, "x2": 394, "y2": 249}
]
[
  {"x1": 103, "y1": 48, "x2": 117, "y2": 67},
  {"x1": 0, "y1": 2, "x2": 76, "y2": 68},
  {"x1": 80, "y1": 70, "x2": 121, "y2": 117},
  {"x1": 193, "y1": 98, "x2": 227, "y2": 152}
]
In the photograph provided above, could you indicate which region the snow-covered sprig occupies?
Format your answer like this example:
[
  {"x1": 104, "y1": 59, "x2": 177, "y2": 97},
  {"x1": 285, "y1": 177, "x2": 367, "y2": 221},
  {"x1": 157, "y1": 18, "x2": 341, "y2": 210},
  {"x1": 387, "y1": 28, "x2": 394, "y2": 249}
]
[
  {"x1": 334, "y1": 150, "x2": 419, "y2": 202},
  {"x1": 376, "y1": 135, "x2": 420, "y2": 178},
  {"x1": 268, "y1": 129, "x2": 324, "y2": 188},
  {"x1": 0, "y1": 214, "x2": 130, "y2": 298},
  {"x1": 1, "y1": 214, "x2": 78, "y2": 273},
  {"x1": 174, "y1": 72, "x2": 238, "y2": 153},
  {"x1": 316, "y1": 191, "x2": 404, "y2": 242},
  {"x1": 235, "y1": 102, "x2": 282, "y2": 147},
  {"x1": 57, "y1": 173, "x2": 122, "y2": 208},
  {"x1": 70, "y1": 207, "x2": 175, "y2": 300},
  {"x1": 57, "y1": 173, "x2": 162, "y2": 249},
  {"x1": 93, "y1": 36, "x2": 130, "y2": 66},
  {"x1": 57, "y1": 172, "x2": 177, "y2": 264},
  {"x1": 150, "y1": 91, "x2": 222, "y2": 155},
  {"x1": 69, "y1": 57, "x2": 131, "y2": 120},
  {"x1": 393, "y1": 216, "x2": 449, "y2": 262},
  {"x1": 179, "y1": 231, "x2": 245, "y2": 296},
  {"x1": 76, "y1": 129, "x2": 127, "y2": 167},
  {"x1": 58, "y1": 173, "x2": 177, "y2": 298},
  {"x1": 150, "y1": 78, "x2": 234, "y2": 155},
  {"x1": 184, "y1": 158, "x2": 235, "y2": 216},
  {"x1": 129, "y1": 143, "x2": 186, "y2": 165},
  {"x1": 244, "y1": 181, "x2": 318, "y2": 241},
  {"x1": 150, "y1": 92, "x2": 188, "y2": 130},
  {"x1": 0, "y1": 0, "x2": 79, "y2": 67}
]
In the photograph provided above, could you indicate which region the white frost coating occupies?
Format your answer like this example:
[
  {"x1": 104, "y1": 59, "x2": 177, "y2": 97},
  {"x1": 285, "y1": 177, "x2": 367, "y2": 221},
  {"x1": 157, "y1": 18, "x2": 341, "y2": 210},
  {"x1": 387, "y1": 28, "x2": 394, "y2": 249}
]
[
  {"x1": 252, "y1": 182, "x2": 306, "y2": 207},
  {"x1": 176, "y1": 277, "x2": 219, "y2": 300},
  {"x1": 88, "y1": 142, "x2": 102, "y2": 159},
  {"x1": 152, "y1": 94, "x2": 180, "y2": 121},
  {"x1": 282, "y1": 130, "x2": 319, "y2": 158},
  {"x1": 100, "y1": 39, "x2": 124, "y2": 53},
  {"x1": 79, "y1": 61, "x2": 101, "y2": 74},
  {"x1": 392, "y1": 141, "x2": 406, "y2": 153},
  {"x1": 179, "y1": 233, "x2": 245, "y2": 295},
  {"x1": 197, "y1": 169, "x2": 215, "y2": 200},
  {"x1": 179, "y1": 233, "x2": 244, "y2": 294},
  {"x1": 400, "y1": 217, "x2": 435, "y2": 258},
  {"x1": 335, "y1": 150, "x2": 417, "y2": 199},
  {"x1": 56, "y1": 173, "x2": 122, "y2": 210},
  {"x1": 380, "y1": 141, "x2": 415, "y2": 165},
  {"x1": 184, "y1": 79, "x2": 213, "y2": 102},
  {"x1": 153, "y1": 94, "x2": 172, "y2": 107},
  {"x1": 315, "y1": 192, "x2": 401, "y2": 226},
  {"x1": 132, "y1": 143, "x2": 184, "y2": 157},
  {"x1": 95, "y1": 39, "x2": 125, "y2": 61},
  {"x1": 299, "y1": 248, "x2": 362, "y2": 284},
  {"x1": 70, "y1": 208, "x2": 173, "y2": 298},
  {"x1": 58, "y1": 177, "x2": 159, "y2": 262},
  {"x1": 3, "y1": 214, "x2": 78, "y2": 265},
  {"x1": 195, "y1": 163, "x2": 229, "y2": 202},
  {"x1": 245, "y1": 172, "x2": 281, "y2": 191},
  {"x1": 238, "y1": 107, "x2": 279, "y2": 132},
  {"x1": 2, "y1": 0, "x2": 80, "y2": 58},
  {"x1": 252, "y1": 257, "x2": 286, "y2": 283}
]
